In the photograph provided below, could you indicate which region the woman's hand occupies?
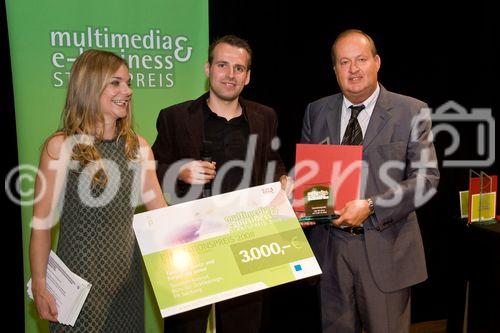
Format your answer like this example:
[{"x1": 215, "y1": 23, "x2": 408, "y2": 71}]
[{"x1": 33, "y1": 285, "x2": 58, "y2": 322}]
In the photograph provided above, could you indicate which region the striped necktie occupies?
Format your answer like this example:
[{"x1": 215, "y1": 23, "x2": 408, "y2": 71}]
[{"x1": 341, "y1": 104, "x2": 365, "y2": 145}]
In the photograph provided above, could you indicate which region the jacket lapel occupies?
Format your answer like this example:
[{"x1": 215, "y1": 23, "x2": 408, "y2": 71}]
[
  {"x1": 363, "y1": 86, "x2": 392, "y2": 150},
  {"x1": 244, "y1": 103, "x2": 259, "y2": 136},
  {"x1": 185, "y1": 93, "x2": 207, "y2": 158},
  {"x1": 326, "y1": 95, "x2": 342, "y2": 144},
  {"x1": 240, "y1": 97, "x2": 262, "y2": 185}
]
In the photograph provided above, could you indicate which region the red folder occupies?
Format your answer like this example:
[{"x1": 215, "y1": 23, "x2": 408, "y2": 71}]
[{"x1": 293, "y1": 144, "x2": 363, "y2": 213}]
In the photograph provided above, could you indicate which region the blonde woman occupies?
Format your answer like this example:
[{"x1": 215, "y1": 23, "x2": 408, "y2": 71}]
[{"x1": 29, "y1": 49, "x2": 167, "y2": 332}]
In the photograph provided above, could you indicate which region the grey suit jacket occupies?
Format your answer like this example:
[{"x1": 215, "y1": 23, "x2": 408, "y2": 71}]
[{"x1": 301, "y1": 85, "x2": 439, "y2": 292}]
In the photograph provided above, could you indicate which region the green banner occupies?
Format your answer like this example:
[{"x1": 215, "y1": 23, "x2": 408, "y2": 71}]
[{"x1": 5, "y1": 1, "x2": 208, "y2": 332}]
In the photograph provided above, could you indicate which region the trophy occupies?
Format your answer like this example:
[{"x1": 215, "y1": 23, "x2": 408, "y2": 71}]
[
  {"x1": 293, "y1": 143, "x2": 363, "y2": 225},
  {"x1": 466, "y1": 170, "x2": 497, "y2": 224},
  {"x1": 298, "y1": 183, "x2": 339, "y2": 224}
]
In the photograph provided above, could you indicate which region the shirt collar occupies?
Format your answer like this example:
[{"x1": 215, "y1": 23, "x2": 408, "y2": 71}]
[
  {"x1": 342, "y1": 83, "x2": 380, "y2": 111},
  {"x1": 203, "y1": 99, "x2": 248, "y2": 122}
]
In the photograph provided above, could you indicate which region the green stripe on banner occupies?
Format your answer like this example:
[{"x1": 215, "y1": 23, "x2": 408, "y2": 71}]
[{"x1": 5, "y1": 1, "x2": 208, "y2": 332}]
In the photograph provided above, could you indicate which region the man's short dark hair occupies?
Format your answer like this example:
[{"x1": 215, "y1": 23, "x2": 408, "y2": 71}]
[{"x1": 208, "y1": 35, "x2": 252, "y2": 69}]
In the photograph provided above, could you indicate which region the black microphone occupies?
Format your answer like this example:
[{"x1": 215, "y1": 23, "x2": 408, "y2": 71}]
[{"x1": 200, "y1": 140, "x2": 213, "y2": 198}]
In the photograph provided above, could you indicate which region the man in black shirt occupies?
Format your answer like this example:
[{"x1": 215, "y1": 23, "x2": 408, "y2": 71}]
[
  {"x1": 152, "y1": 35, "x2": 287, "y2": 333},
  {"x1": 201, "y1": 100, "x2": 249, "y2": 194}
]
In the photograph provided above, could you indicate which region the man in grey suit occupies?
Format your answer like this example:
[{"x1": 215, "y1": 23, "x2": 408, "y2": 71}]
[{"x1": 301, "y1": 29, "x2": 439, "y2": 332}]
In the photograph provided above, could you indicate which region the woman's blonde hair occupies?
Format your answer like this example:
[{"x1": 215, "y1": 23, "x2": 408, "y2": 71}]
[{"x1": 57, "y1": 49, "x2": 139, "y2": 184}]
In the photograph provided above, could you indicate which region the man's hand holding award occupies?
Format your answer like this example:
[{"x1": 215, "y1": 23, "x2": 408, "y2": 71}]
[{"x1": 293, "y1": 144, "x2": 363, "y2": 226}]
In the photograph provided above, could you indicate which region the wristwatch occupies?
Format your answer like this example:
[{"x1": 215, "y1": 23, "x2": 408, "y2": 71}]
[{"x1": 366, "y1": 198, "x2": 375, "y2": 215}]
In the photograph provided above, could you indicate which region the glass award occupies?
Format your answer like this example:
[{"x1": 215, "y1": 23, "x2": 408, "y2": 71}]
[
  {"x1": 298, "y1": 183, "x2": 339, "y2": 225},
  {"x1": 468, "y1": 170, "x2": 497, "y2": 224}
]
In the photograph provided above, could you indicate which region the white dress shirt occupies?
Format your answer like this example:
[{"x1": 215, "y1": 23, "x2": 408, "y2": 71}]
[{"x1": 340, "y1": 84, "x2": 380, "y2": 142}]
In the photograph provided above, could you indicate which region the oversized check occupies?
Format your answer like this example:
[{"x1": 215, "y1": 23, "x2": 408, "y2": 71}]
[{"x1": 133, "y1": 182, "x2": 321, "y2": 317}]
